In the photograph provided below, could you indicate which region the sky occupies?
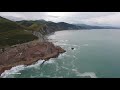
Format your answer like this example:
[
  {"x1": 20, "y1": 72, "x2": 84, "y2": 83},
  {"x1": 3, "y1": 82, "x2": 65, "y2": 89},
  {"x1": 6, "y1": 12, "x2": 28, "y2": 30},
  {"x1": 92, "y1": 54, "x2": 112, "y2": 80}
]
[{"x1": 0, "y1": 12, "x2": 120, "y2": 27}]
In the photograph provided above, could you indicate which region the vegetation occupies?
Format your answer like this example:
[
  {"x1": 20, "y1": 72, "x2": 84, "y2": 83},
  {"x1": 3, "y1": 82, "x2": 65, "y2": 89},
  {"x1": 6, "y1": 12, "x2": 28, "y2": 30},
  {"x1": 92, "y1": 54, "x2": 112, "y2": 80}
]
[
  {"x1": 0, "y1": 16, "x2": 118, "y2": 48},
  {"x1": 0, "y1": 16, "x2": 38, "y2": 48},
  {"x1": 16, "y1": 20, "x2": 82, "y2": 34},
  {"x1": 0, "y1": 16, "x2": 23, "y2": 32},
  {"x1": 17, "y1": 20, "x2": 49, "y2": 35}
]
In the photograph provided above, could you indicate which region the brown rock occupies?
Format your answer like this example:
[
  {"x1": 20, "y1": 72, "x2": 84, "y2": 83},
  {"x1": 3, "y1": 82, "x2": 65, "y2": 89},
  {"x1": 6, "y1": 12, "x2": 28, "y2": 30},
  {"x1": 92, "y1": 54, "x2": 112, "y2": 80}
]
[
  {"x1": 56, "y1": 46, "x2": 66, "y2": 53},
  {"x1": 0, "y1": 41, "x2": 66, "y2": 75}
]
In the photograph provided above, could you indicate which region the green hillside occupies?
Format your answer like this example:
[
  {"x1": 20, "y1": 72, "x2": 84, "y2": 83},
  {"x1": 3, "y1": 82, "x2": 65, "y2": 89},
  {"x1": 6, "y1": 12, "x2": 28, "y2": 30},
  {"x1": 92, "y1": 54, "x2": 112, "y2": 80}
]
[
  {"x1": 17, "y1": 20, "x2": 49, "y2": 35},
  {"x1": 16, "y1": 20, "x2": 81, "y2": 34},
  {"x1": 0, "y1": 16, "x2": 38, "y2": 48}
]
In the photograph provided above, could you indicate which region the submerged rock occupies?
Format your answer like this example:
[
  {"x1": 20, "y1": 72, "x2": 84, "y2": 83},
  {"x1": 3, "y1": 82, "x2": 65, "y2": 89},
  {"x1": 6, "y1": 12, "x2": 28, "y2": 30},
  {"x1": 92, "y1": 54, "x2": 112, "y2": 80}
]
[
  {"x1": 71, "y1": 48, "x2": 74, "y2": 50},
  {"x1": 0, "y1": 40, "x2": 66, "y2": 75}
]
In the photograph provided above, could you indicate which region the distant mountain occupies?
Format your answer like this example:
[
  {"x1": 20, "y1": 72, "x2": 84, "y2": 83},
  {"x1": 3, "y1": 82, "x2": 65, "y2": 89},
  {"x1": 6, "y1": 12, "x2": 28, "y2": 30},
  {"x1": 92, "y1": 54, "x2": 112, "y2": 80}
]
[
  {"x1": 17, "y1": 20, "x2": 118, "y2": 32},
  {"x1": 16, "y1": 20, "x2": 84, "y2": 34},
  {"x1": 75, "y1": 24, "x2": 120, "y2": 29},
  {"x1": 0, "y1": 16, "x2": 38, "y2": 48}
]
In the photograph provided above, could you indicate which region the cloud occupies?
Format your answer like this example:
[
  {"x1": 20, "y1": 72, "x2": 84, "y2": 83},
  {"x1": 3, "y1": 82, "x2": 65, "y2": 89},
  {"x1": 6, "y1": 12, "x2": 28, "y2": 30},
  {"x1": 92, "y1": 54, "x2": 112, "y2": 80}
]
[
  {"x1": 0, "y1": 12, "x2": 120, "y2": 27},
  {"x1": 81, "y1": 12, "x2": 120, "y2": 26},
  {"x1": 48, "y1": 15, "x2": 60, "y2": 18}
]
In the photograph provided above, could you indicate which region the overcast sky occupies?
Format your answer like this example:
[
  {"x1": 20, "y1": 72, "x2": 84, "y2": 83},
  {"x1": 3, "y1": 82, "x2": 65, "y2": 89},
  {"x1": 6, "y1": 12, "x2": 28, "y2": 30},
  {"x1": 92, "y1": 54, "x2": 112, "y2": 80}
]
[{"x1": 0, "y1": 12, "x2": 120, "y2": 27}]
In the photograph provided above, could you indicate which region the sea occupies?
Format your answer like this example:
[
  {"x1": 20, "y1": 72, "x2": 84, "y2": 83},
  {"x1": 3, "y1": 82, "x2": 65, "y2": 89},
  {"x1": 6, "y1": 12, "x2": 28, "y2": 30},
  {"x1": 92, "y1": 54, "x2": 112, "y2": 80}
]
[{"x1": 1, "y1": 29, "x2": 120, "y2": 78}]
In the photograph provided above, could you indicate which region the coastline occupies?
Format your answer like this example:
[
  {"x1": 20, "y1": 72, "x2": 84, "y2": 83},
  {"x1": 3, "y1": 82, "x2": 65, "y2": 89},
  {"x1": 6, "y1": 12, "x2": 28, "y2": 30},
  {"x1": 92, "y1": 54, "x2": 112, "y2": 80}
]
[{"x1": 0, "y1": 40, "x2": 66, "y2": 76}]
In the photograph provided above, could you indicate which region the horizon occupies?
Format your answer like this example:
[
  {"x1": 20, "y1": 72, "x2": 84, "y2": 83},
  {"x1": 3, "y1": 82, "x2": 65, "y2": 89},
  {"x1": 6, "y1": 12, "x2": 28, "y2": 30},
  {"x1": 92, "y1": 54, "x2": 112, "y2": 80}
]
[
  {"x1": 0, "y1": 15, "x2": 119, "y2": 28},
  {"x1": 0, "y1": 12, "x2": 120, "y2": 27}
]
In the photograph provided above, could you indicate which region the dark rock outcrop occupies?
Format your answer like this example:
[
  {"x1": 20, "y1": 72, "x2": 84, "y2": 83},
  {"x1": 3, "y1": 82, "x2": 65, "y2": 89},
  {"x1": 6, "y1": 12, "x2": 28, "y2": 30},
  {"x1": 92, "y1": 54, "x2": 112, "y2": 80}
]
[
  {"x1": 71, "y1": 48, "x2": 74, "y2": 50},
  {"x1": 0, "y1": 40, "x2": 66, "y2": 75}
]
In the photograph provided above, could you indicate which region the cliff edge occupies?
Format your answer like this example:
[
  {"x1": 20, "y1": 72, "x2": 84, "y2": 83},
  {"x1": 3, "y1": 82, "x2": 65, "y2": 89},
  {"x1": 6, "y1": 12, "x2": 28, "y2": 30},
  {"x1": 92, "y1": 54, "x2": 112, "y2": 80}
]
[{"x1": 0, "y1": 40, "x2": 66, "y2": 75}]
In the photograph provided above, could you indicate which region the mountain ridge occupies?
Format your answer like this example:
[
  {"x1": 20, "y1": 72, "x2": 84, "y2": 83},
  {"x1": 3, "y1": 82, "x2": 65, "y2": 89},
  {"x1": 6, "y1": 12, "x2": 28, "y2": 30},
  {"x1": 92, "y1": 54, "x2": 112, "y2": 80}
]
[{"x1": 17, "y1": 19, "x2": 120, "y2": 33}]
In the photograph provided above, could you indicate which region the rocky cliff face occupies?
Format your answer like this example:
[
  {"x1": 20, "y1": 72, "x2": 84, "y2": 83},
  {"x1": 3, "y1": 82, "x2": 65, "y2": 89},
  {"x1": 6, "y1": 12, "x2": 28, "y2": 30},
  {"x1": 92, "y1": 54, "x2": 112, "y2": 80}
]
[
  {"x1": 33, "y1": 31, "x2": 44, "y2": 40},
  {"x1": 0, "y1": 40, "x2": 66, "y2": 75}
]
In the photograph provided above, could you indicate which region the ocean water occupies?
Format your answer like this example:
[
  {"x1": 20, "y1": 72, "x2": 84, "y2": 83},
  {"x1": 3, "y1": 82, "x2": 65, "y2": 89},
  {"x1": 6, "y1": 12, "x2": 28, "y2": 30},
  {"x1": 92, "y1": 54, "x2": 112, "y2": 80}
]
[{"x1": 2, "y1": 29, "x2": 120, "y2": 78}]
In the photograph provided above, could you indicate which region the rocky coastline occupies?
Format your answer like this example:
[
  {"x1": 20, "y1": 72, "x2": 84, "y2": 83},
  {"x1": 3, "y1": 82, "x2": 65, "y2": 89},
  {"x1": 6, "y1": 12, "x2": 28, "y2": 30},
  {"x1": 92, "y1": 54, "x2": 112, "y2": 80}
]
[{"x1": 0, "y1": 40, "x2": 66, "y2": 75}]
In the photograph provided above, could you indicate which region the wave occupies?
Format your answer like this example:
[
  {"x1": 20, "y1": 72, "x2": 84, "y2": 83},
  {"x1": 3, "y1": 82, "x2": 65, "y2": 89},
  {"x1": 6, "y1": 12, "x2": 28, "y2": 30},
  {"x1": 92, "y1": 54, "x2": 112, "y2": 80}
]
[
  {"x1": 58, "y1": 52, "x2": 68, "y2": 59},
  {"x1": 72, "y1": 69, "x2": 97, "y2": 78},
  {"x1": 55, "y1": 43, "x2": 69, "y2": 46},
  {"x1": 52, "y1": 76, "x2": 63, "y2": 78},
  {"x1": 59, "y1": 40, "x2": 68, "y2": 42},
  {"x1": 26, "y1": 60, "x2": 45, "y2": 68},
  {"x1": 0, "y1": 59, "x2": 46, "y2": 78},
  {"x1": 44, "y1": 59, "x2": 55, "y2": 64},
  {"x1": 55, "y1": 43, "x2": 80, "y2": 48},
  {"x1": 48, "y1": 35, "x2": 56, "y2": 39},
  {"x1": 1, "y1": 65, "x2": 25, "y2": 78},
  {"x1": 0, "y1": 54, "x2": 66, "y2": 78},
  {"x1": 77, "y1": 72, "x2": 97, "y2": 78},
  {"x1": 61, "y1": 66, "x2": 70, "y2": 70}
]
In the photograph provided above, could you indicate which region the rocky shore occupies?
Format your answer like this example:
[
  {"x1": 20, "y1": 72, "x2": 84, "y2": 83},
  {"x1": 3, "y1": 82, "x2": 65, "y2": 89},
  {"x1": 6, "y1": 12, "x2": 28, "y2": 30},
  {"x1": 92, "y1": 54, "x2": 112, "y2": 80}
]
[{"x1": 0, "y1": 40, "x2": 66, "y2": 75}]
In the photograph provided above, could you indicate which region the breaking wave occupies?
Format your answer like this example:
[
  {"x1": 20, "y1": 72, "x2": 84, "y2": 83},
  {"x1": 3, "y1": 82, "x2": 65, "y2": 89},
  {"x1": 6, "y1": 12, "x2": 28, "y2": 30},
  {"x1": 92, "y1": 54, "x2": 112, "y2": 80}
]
[
  {"x1": 1, "y1": 65, "x2": 25, "y2": 78},
  {"x1": 26, "y1": 60, "x2": 45, "y2": 68},
  {"x1": 77, "y1": 72, "x2": 97, "y2": 78},
  {"x1": 0, "y1": 60, "x2": 47, "y2": 78},
  {"x1": 0, "y1": 52, "x2": 66, "y2": 78},
  {"x1": 72, "y1": 69, "x2": 97, "y2": 78}
]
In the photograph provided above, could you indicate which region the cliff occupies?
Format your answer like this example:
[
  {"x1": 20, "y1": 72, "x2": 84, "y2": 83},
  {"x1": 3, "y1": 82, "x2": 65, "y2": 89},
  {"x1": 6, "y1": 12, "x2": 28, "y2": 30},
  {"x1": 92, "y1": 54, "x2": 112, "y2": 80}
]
[
  {"x1": 0, "y1": 41, "x2": 66, "y2": 75},
  {"x1": 0, "y1": 16, "x2": 66, "y2": 75}
]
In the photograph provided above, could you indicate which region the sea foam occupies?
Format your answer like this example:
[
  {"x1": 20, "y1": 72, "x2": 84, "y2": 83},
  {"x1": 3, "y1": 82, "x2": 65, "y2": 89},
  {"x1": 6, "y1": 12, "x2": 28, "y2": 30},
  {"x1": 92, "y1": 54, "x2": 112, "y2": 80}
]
[
  {"x1": 1, "y1": 65, "x2": 25, "y2": 78},
  {"x1": 72, "y1": 69, "x2": 97, "y2": 78},
  {"x1": 0, "y1": 58, "x2": 60, "y2": 78},
  {"x1": 0, "y1": 60, "x2": 46, "y2": 78},
  {"x1": 77, "y1": 72, "x2": 97, "y2": 78}
]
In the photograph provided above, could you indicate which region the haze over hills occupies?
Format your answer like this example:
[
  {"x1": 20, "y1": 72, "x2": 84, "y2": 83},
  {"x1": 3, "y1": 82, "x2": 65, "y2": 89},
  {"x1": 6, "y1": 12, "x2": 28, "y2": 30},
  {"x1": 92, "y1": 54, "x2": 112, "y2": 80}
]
[
  {"x1": 0, "y1": 16, "x2": 119, "y2": 48},
  {"x1": 75, "y1": 24, "x2": 120, "y2": 29},
  {"x1": 17, "y1": 19, "x2": 120, "y2": 34}
]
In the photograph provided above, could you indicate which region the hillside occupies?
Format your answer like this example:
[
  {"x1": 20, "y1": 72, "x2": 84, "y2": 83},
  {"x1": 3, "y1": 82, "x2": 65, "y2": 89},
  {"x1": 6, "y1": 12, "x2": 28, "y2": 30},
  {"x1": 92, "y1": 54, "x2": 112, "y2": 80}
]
[
  {"x1": 0, "y1": 16, "x2": 23, "y2": 32},
  {"x1": 1, "y1": 18, "x2": 117, "y2": 47},
  {"x1": 17, "y1": 20, "x2": 119, "y2": 35},
  {"x1": 16, "y1": 20, "x2": 83, "y2": 34},
  {"x1": 0, "y1": 16, "x2": 38, "y2": 48},
  {"x1": 75, "y1": 24, "x2": 120, "y2": 29}
]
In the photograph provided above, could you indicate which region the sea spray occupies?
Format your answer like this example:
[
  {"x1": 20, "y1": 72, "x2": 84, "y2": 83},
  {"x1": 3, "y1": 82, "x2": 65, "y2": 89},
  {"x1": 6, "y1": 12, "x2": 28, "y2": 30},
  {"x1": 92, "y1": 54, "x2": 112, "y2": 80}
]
[
  {"x1": 1, "y1": 60, "x2": 45, "y2": 78},
  {"x1": 1, "y1": 65, "x2": 25, "y2": 78}
]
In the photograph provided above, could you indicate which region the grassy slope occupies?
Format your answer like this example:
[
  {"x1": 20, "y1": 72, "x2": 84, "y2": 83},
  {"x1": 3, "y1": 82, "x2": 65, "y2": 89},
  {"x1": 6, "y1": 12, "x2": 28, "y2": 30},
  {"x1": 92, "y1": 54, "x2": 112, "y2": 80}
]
[
  {"x1": 16, "y1": 20, "x2": 82, "y2": 33},
  {"x1": 17, "y1": 20, "x2": 48, "y2": 35},
  {"x1": 0, "y1": 17, "x2": 38, "y2": 48}
]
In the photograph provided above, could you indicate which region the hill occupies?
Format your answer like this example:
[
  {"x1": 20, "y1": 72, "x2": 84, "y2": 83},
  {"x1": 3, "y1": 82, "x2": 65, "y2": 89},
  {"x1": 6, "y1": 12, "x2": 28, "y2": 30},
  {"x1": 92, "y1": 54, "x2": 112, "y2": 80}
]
[
  {"x1": 16, "y1": 20, "x2": 83, "y2": 34},
  {"x1": 17, "y1": 20, "x2": 119, "y2": 35},
  {"x1": 75, "y1": 24, "x2": 120, "y2": 29},
  {"x1": 0, "y1": 16, "x2": 38, "y2": 48}
]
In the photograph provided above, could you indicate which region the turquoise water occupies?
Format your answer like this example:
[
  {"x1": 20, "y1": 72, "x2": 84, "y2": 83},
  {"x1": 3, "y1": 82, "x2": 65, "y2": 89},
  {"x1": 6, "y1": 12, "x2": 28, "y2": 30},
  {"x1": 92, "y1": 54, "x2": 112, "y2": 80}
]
[{"x1": 2, "y1": 29, "x2": 120, "y2": 78}]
